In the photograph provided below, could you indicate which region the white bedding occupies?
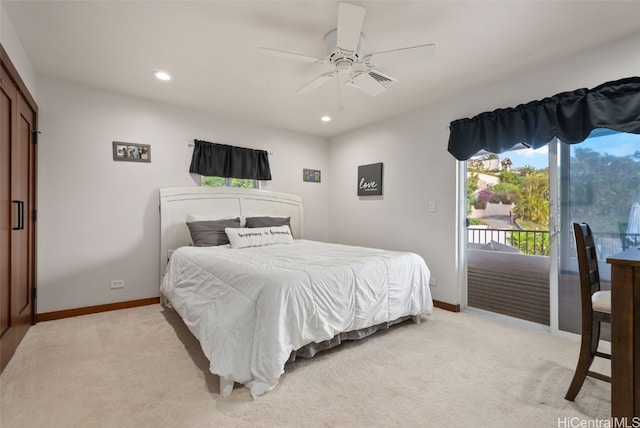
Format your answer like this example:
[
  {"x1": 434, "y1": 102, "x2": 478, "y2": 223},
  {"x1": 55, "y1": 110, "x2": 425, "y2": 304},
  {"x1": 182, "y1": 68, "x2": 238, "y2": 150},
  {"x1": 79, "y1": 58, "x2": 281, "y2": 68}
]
[{"x1": 161, "y1": 239, "x2": 432, "y2": 397}]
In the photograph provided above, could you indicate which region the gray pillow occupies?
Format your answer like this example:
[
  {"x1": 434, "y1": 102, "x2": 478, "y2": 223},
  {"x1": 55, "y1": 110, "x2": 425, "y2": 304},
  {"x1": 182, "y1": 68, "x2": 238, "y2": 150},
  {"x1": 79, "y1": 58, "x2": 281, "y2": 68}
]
[
  {"x1": 187, "y1": 218, "x2": 241, "y2": 247},
  {"x1": 245, "y1": 216, "x2": 291, "y2": 228}
]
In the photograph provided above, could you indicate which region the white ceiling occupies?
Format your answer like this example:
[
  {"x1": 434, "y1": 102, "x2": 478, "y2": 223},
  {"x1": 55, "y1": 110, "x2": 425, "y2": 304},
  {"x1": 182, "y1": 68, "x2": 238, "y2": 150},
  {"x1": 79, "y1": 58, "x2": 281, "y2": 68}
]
[{"x1": 4, "y1": 1, "x2": 640, "y2": 138}]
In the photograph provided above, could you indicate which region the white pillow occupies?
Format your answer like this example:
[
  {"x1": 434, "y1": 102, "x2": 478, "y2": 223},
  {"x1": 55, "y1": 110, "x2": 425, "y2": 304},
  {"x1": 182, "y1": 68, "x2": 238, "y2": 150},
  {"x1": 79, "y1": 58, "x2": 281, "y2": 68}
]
[{"x1": 225, "y1": 225, "x2": 294, "y2": 249}]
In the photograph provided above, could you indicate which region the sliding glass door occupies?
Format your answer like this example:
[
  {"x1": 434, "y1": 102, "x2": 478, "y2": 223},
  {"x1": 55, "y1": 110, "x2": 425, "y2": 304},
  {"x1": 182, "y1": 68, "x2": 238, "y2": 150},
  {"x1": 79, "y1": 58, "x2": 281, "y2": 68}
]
[
  {"x1": 465, "y1": 130, "x2": 640, "y2": 334},
  {"x1": 557, "y1": 130, "x2": 640, "y2": 337},
  {"x1": 466, "y1": 146, "x2": 551, "y2": 326}
]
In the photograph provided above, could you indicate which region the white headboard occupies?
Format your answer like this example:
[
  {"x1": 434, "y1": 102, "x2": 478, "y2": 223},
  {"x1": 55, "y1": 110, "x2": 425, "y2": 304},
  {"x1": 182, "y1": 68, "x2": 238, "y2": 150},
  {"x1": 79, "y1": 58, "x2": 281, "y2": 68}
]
[{"x1": 159, "y1": 187, "x2": 303, "y2": 275}]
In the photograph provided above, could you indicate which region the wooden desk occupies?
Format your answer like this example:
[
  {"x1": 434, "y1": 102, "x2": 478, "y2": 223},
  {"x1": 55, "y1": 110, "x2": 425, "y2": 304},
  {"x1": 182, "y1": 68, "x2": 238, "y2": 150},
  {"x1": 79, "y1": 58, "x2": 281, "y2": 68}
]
[{"x1": 606, "y1": 248, "x2": 640, "y2": 419}]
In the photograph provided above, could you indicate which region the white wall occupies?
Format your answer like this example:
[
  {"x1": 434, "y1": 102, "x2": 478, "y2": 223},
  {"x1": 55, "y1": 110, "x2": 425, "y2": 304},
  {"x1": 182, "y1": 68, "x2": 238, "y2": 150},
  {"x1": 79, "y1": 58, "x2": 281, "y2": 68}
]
[
  {"x1": 37, "y1": 77, "x2": 329, "y2": 313},
  {"x1": 0, "y1": 4, "x2": 37, "y2": 96},
  {"x1": 328, "y1": 33, "x2": 640, "y2": 306},
  {"x1": 14, "y1": 24, "x2": 640, "y2": 313}
]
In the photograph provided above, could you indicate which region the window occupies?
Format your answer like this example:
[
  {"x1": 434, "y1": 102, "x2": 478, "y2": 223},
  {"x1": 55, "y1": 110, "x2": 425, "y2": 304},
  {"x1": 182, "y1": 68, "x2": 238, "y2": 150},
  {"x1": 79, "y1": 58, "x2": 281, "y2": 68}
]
[
  {"x1": 191, "y1": 140, "x2": 270, "y2": 189},
  {"x1": 200, "y1": 176, "x2": 259, "y2": 188},
  {"x1": 466, "y1": 145, "x2": 551, "y2": 326}
]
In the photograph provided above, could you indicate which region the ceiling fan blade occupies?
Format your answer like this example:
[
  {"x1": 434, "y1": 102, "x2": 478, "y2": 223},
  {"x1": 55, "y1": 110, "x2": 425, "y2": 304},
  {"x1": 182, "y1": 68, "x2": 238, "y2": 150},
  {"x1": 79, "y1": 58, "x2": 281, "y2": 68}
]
[
  {"x1": 336, "y1": 2, "x2": 366, "y2": 53},
  {"x1": 350, "y1": 72, "x2": 386, "y2": 97},
  {"x1": 258, "y1": 47, "x2": 326, "y2": 64},
  {"x1": 366, "y1": 44, "x2": 436, "y2": 68},
  {"x1": 296, "y1": 73, "x2": 335, "y2": 95}
]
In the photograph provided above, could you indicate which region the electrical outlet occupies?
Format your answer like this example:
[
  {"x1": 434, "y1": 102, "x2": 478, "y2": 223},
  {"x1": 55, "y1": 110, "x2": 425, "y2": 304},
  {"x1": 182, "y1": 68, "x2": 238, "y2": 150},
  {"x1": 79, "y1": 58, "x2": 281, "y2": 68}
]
[
  {"x1": 110, "y1": 280, "x2": 124, "y2": 289},
  {"x1": 429, "y1": 278, "x2": 436, "y2": 287}
]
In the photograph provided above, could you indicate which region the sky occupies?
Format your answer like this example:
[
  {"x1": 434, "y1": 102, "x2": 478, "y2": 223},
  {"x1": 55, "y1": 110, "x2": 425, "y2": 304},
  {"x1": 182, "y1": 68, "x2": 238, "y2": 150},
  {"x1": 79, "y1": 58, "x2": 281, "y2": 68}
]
[
  {"x1": 506, "y1": 145, "x2": 548, "y2": 169},
  {"x1": 496, "y1": 132, "x2": 640, "y2": 170}
]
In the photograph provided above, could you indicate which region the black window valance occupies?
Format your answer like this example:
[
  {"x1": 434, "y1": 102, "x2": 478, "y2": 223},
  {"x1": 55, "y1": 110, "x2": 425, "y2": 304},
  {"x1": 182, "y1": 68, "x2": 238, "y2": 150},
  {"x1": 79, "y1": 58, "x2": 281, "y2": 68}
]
[
  {"x1": 448, "y1": 77, "x2": 640, "y2": 161},
  {"x1": 189, "y1": 139, "x2": 272, "y2": 180}
]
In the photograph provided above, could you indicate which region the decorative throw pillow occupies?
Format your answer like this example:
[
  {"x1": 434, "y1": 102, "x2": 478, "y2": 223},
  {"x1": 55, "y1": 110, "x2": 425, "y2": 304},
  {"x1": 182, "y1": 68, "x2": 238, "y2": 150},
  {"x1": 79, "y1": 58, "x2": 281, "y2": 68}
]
[
  {"x1": 187, "y1": 214, "x2": 240, "y2": 223},
  {"x1": 245, "y1": 216, "x2": 291, "y2": 228},
  {"x1": 187, "y1": 217, "x2": 241, "y2": 247},
  {"x1": 225, "y1": 225, "x2": 294, "y2": 249}
]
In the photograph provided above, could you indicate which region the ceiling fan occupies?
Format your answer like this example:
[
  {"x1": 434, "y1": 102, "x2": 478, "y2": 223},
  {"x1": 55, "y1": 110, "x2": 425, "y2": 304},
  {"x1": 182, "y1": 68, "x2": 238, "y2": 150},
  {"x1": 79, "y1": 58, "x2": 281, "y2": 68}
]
[{"x1": 258, "y1": 2, "x2": 435, "y2": 97}]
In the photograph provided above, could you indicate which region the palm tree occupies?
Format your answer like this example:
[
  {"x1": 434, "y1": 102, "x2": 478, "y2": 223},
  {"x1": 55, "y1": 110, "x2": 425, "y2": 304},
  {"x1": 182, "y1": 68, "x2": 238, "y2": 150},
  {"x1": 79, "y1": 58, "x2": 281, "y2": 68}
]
[{"x1": 513, "y1": 170, "x2": 549, "y2": 227}]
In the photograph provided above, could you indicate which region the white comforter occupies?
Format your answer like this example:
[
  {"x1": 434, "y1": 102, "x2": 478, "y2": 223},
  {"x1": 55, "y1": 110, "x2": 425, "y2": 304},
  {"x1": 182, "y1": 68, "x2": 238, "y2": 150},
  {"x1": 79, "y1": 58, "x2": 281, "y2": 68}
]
[{"x1": 161, "y1": 239, "x2": 432, "y2": 397}]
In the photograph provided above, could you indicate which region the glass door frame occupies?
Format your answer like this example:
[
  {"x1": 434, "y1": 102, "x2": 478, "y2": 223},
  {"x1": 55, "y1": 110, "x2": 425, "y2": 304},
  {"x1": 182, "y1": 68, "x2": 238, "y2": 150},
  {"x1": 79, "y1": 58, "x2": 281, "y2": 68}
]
[
  {"x1": 459, "y1": 138, "x2": 577, "y2": 337},
  {"x1": 549, "y1": 138, "x2": 560, "y2": 335}
]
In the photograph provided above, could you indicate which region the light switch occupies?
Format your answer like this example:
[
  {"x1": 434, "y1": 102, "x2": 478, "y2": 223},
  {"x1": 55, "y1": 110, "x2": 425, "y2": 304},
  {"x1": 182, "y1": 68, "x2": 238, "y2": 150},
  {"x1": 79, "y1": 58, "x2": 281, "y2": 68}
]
[{"x1": 429, "y1": 201, "x2": 437, "y2": 212}]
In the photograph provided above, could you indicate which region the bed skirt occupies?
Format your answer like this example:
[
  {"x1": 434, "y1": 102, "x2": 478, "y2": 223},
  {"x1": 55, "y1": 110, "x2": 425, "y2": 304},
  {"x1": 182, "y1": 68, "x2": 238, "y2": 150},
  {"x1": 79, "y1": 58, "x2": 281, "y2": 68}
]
[{"x1": 287, "y1": 315, "x2": 415, "y2": 362}]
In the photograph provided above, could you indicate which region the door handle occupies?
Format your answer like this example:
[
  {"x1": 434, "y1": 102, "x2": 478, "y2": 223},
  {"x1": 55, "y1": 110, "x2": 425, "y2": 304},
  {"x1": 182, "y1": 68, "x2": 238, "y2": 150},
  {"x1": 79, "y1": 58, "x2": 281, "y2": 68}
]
[{"x1": 12, "y1": 200, "x2": 24, "y2": 230}]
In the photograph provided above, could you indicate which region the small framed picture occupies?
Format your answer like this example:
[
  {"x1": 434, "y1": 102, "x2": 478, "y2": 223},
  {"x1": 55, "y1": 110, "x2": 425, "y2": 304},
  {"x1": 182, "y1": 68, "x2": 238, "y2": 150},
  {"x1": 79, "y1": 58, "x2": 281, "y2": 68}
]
[
  {"x1": 357, "y1": 162, "x2": 383, "y2": 196},
  {"x1": 113, "y1": 141, "x2": 151, "y2": 163},
  {"x1": 303, "y1": 168, "x2": 321, "y2": 183}
]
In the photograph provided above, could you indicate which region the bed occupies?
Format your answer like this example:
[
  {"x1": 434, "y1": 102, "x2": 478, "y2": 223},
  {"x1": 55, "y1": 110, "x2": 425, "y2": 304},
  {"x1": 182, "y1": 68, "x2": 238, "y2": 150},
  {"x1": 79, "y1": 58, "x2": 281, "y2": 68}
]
[{"x1": 159, "y1": 187, "x2": 433, "y2": 398}]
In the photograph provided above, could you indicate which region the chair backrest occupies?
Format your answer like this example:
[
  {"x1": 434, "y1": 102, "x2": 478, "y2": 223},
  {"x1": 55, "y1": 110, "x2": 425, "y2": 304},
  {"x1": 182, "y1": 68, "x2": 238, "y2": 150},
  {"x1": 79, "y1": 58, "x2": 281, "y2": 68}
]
[{"x1": 573, "y1": 223, "x2": 602, "y2": 310}]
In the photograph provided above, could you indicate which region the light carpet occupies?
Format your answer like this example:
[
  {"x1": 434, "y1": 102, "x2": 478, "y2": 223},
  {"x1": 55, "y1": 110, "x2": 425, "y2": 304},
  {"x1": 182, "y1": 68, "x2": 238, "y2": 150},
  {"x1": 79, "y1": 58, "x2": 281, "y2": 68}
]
[{"x1": 0, "y1": 305, "x2": 610, "y2": 427}]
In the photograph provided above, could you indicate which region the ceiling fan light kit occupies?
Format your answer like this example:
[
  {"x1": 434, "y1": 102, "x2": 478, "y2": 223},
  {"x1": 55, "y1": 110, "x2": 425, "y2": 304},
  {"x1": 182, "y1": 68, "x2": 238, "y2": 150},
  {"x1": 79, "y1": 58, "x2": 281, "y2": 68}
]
[{"x1": 258, "y1": 2, "x2": 436, "y2": 98}]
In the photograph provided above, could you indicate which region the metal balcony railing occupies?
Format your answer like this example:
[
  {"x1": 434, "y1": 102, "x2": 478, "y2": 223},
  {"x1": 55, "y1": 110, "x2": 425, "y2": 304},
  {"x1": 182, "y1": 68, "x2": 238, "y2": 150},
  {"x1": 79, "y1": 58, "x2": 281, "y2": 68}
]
[
  {"x1": 467, "y1": 228, "x2": 550, "y2": 255},
  {"x1": 468, "y1": 228, "x2": 640, "y2": 257},
  {"x1": 591, "y1": 232, "x2": 639, "y2": 260}
]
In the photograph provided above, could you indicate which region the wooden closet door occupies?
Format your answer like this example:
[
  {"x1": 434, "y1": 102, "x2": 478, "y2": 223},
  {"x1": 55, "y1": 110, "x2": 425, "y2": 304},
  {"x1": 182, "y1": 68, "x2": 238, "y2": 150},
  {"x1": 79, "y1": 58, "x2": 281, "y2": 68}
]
[
  {"x1": 0, "y1": 58, "x2": 37, "y2": 373},
  {"x1": 0, "y1": 63, "x2": 12, "y2": 365}
]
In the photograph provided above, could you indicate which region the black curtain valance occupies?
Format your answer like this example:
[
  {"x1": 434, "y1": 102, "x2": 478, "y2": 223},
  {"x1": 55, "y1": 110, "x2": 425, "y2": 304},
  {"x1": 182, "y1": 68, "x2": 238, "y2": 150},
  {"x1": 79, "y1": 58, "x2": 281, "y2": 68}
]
[
  {"x1": 189, "y1": 139, "x2": 272, "y2": 180},
  {"x1": 448, "y1": 77, "x2": 640, "y2": 161}
]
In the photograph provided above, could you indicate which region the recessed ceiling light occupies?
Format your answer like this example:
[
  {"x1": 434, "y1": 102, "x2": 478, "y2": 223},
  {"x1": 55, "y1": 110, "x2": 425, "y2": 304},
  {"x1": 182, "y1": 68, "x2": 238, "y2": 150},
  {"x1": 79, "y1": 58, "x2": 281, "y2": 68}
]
[
  {"x1": 153, "y1": 71, "x2": 171, "y2": 81},
  {"x1": 321, "y1": 115, "x2": 331, "y2": 122}
]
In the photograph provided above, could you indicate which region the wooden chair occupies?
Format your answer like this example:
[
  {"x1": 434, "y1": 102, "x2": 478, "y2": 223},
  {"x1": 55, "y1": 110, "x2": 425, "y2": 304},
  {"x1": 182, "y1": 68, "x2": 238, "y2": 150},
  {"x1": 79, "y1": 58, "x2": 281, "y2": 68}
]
[{"x1": 565, "y1": 222, "x2": 611, "y2": 401}]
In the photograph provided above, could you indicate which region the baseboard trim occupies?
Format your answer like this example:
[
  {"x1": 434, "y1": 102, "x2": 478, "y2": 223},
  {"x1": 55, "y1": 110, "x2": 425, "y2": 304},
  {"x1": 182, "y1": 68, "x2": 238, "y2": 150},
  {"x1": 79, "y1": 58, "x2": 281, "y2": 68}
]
[
  {"x1": 37, "y1": 297, "x2": 160, "y2": 322},
  {"x1": 38, "y1": 297, "x2": 457, "y2": 321},
  {"x1": 433, "y1": 300, "x2": 460, "y2": 312}
]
